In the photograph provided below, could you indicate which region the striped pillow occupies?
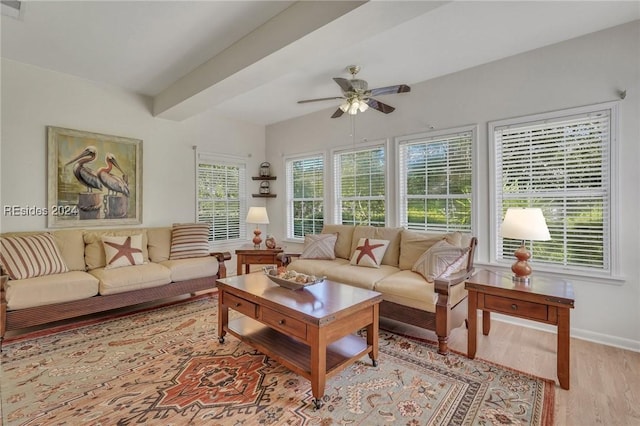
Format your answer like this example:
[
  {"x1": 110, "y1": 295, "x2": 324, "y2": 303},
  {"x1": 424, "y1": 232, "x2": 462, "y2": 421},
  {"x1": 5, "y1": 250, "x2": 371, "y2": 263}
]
[
  {"x1": 169, "y1": 223, "x2": 210, "y2": 260},
  {"x1": 300, "y1": 233, "x2": 337, "y2": 260},
  {"x1": 412, "y1": 240, "x2": 470, "y2": 282},
  {"x1": 0, "y1": 233, "x2": 69, "y2": 280}
]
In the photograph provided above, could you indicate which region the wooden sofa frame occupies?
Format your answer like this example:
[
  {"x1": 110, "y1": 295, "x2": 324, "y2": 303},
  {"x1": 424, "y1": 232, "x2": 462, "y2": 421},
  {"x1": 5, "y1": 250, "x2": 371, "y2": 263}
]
[
  {"x1": 0, "y1": 252, "x2": 231, "y2": 349},
  {"x1": 281, "y1": 237, "x2": 477, "y2": 355}
]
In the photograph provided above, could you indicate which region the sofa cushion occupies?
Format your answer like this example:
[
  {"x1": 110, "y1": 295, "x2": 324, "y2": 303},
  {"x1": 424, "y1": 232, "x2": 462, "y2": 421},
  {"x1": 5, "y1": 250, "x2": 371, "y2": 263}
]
[
  {"x1": 0, "y1": 233, "x2": 69, "y2": 280},
  {"x1": 170, "y1": 223, "x2": 210, "y2": 260},
  {"x1": 147, "y1": 227, "x2": 172, "y2": 262},
  {"x1": 160, "y1": 256, "x2": 219, "y2": 282},
  {"x1": 300, "y1": 233, "x2": 337, "y2": 259},
  {"x1": 288, "y1": 258, "x2": 350, "y2": 277},
  {"x1": 51, "y1": 230, "x2": 87, "y2": 271},
  {"x1": 321, "y1": 224, "x2": 354, "y2": 259},
  {"x1": 102, "y1": 234, "x2": 145, "y2": 269},
  {"x1": 412, "y1": 240, "x2": 470, "y2": 282},
  {"x1": 5, "y1": 271, "x2": 99, "y2": 310},
  {"x1": 399, "y1": 230, "x2": 446, "y2": 270},
  {"x1": 350, "y1": 238, "x2": 390, "y2": 268},
  {"x1": 84, "y1": 230, "x2": 149, "y2": 270},
  {"x1": 89, "y1": 263, "x2": 171, "y2": 295},
  {"x1": 327, "y1": 264, "x2": 399, "y2": 291}
]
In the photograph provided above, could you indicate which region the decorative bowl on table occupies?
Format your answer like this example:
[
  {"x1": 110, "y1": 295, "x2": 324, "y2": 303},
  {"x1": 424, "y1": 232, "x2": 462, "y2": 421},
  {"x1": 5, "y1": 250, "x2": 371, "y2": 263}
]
[{"x1": 263, "y1": 266, "x2": 325, "y2": 290}]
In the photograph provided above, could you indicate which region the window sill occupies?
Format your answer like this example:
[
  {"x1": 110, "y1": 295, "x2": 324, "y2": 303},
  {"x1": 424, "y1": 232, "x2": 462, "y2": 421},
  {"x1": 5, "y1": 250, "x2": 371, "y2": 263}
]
[{"x1": 475, "y1": 262, "x2": 626, "y2": 286}]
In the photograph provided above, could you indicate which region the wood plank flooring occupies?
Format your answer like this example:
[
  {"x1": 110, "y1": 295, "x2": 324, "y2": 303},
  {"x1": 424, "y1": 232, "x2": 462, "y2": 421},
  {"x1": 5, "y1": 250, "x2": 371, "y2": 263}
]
[{"x1": 380, "y1": 316, "x2": 640, "y2": 426}]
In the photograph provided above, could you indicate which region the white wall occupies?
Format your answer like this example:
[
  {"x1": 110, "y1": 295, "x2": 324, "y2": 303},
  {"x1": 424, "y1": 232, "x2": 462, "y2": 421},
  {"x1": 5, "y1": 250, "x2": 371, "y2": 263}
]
[
  {"x1": 1, "y1": 59, "x2": 267, "y2": 235},
  {"x1": 266, "y1": 21, "x2": 640, "y2": 350}
]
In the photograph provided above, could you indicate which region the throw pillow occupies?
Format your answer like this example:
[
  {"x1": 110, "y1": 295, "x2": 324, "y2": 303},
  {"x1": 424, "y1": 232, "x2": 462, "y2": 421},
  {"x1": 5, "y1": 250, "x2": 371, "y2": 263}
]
[
  {"x1": 0, "y1": 233, "x2": 69, "y2": 280},
  {"x1": 300, "y1": 233, "x2": 337, "y2": 259},
  {"x1": 102, "y1": 234, "x2": 145, "y2": 269},
  {"x1": 350, "y1": 238, "x2": 390, "y2": 268},
  {"x1": 412, "y1": 240, "x2": 470, "y2": 282},
  {"x1": 169, "y1": 223, "x2": 210, "y2": 260}
]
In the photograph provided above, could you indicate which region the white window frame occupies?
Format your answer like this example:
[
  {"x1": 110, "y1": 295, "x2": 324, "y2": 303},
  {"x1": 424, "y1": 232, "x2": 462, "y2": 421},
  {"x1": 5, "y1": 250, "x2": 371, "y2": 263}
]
[
  {"x1": 396, "y1": 125, "x2": 477, "y2": 233},
  {"x1": 489, "y1": 102, "x2": 619, "y2": 279},
  {"x1": 332, "y1": 140, "x2": 388, "y2": 226},
  {"x1": 284, "y1": 151, "x2": 326, "y2": 242},
  {"x1": 195, "y1": 151, "x2": 247, "y2": 248}
]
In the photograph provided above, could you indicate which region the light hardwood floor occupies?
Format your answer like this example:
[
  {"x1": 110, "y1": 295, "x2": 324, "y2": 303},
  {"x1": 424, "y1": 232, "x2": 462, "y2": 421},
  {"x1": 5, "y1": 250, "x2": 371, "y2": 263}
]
[{"x1": 381, "y1": 316, "x2": 640, "y2": 426}]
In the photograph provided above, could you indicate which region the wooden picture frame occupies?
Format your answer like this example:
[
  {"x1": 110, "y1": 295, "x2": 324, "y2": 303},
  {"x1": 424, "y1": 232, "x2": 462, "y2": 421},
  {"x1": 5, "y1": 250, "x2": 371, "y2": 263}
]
[{"x1": 47, "y1": 126, "x2": 142, "y2": 228}]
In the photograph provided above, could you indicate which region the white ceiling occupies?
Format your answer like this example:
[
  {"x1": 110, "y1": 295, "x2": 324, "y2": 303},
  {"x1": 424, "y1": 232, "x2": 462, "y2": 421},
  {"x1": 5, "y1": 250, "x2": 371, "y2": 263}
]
[{"x1": 2, "y1": 1, "x2": 639, "y2": 125}]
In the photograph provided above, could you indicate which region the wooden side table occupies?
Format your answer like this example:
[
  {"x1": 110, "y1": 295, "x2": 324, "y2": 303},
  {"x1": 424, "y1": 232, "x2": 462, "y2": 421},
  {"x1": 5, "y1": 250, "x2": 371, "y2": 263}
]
[
  {"x1": 465, "y1": 269, "x2": 575, "y2": 389},
  {"x1": 235, "y1": 248, "x2": 283, "y2": 276}
]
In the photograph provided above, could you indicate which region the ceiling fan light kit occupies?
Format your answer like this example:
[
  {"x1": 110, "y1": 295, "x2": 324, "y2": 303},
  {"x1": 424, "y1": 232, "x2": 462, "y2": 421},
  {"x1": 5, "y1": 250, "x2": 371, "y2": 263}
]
[{"x1": 298, "y1": 65, "x2": 410, "y2": 118}]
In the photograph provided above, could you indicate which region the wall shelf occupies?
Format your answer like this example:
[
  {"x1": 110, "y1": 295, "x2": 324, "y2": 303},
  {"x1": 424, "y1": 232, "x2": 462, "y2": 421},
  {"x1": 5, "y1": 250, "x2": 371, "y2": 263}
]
[
  {"x1": 252, "y1": 176, "x2": 277, "y2": 181},
  {"x1": 252, "y1": 194, "x2": 277, "y2": 198}
]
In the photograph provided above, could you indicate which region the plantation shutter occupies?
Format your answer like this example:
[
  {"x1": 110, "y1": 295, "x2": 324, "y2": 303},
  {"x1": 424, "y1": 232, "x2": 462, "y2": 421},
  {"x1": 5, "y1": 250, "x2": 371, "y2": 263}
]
[
  {"x1": 398, "y1": 130, "x2": 473, "y2": 232},
  {"x1": 286, "y1": 155, "x2": 325, "y2": 239},
  {"x1": 197, "y1": 154, "x2": 246, "y2": 243},
  {"x1": 334, "y1": 145, "x2": 386, "y2": 226},
  {"x1": 495, "y1": 108, "x2": 611, "y2": 272}
]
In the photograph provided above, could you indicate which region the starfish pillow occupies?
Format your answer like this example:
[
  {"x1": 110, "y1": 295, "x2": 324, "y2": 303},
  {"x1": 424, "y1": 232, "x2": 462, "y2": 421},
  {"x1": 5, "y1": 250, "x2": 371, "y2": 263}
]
[
  {"x1": 350, "y1": 238, "x2": 390, "y2": 268},
  {"x1": 102, "y1": 234, "x2": 145, "y2": 269}
]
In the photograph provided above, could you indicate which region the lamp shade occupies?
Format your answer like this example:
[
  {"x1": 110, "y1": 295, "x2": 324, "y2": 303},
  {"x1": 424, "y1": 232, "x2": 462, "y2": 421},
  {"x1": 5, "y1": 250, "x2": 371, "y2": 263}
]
[
  {"x1": 500, "y1": 208, "x2": 550, "y2": 241},
  {"x1": 246, "y1": 206, "x2": 269, "y2": 224}
]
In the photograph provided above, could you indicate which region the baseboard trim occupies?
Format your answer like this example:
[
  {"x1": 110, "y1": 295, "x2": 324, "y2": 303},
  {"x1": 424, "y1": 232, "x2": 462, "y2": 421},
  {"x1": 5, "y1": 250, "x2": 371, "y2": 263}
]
[{"x1": 489, "y1": 313, "x2": 640, "y2": 353}]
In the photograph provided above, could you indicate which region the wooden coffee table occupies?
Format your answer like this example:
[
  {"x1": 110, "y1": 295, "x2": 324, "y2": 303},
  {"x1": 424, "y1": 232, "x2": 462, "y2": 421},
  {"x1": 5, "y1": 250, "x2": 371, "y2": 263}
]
[{"x1": 216, "y1": 273, "x2": 383, "y2": 409}]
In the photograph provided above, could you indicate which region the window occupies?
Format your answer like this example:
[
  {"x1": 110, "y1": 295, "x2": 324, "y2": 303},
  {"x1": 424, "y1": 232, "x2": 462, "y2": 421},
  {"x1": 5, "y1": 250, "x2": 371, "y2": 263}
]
[
  {"x1": 398, "y1": 128, "x2": 474, "y2": 232},
  {"x1": 286, "y1": 154, "x2": 324, "y2": 240},
  {"x1": 197, "y1": 153, "x2": 247, "y2": 243},
  {"x1": 334, "y1": 144, "x2": 386, "y2": 226},
  {"x1": 491, "y1": 103, "x2": 616, "y2": 274}
]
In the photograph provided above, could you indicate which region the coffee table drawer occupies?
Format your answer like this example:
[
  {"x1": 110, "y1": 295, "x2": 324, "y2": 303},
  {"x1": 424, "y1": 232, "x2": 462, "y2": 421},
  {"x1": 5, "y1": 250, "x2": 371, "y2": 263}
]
[
  {"x1": 261, "y1": 307, "x2": 307, "y2": 340},
  {"x1": 224, "y1": 292, "x2": 258, "y2": 318},
  {"x1": 484, "y1": 295, "x2": 548, "y2": 321}
]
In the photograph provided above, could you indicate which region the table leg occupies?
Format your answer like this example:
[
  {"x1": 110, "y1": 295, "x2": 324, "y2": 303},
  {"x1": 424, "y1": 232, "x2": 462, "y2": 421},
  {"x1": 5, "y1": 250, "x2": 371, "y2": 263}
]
[
  {"x1": 467, "y1": 290, "x2": 477, "y2": 359},
  {"x1": 557, "y1": 307, "x2": 571, "y2": 389},
  {"x1": 309, "y1": 327, "x2": 327, "y2": 409},
  {"x1": 482, "y1": 310, "x2": 491, "y2": 335},
  {"x1": 236, "y1": 256, "x2": 243, "y2": 276},
  {"x1": 367, "y1": 304, "x2": 379, "y2": 366},
  {"x1": 244, "y1": 264, "x2": 250, "y2": 274},
  {"x1": 218, "y1": 292, "x2": 228, "y2": 343}
]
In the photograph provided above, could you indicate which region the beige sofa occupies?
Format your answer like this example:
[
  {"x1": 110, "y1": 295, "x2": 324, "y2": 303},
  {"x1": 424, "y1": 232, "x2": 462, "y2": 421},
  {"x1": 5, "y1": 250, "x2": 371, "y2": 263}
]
[
  {"x1": 0, "y1": 227, "x2": 230, "y2": 348},
  {"x1": 281, "y1": 225, "x2": 477, "y2": 354}
]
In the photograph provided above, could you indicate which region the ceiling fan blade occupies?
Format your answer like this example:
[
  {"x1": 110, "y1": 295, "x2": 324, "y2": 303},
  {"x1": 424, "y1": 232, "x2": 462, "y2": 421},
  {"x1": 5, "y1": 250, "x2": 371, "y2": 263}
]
[
  {"x1": 369, "y1": 84, "x2": 411, "y2": 96},
  {"x1": 331, "y1": 108, "x2": 345, "y2": 118},
  {"x1": 297, "y1": 96, "x2": 344, "y2": 104},
  {"x1": 367, "y1": 98, "x2": 395, "y2": 114},
  {"x1": 333, "y1": 77, "x2": 354, "y2": 93}
]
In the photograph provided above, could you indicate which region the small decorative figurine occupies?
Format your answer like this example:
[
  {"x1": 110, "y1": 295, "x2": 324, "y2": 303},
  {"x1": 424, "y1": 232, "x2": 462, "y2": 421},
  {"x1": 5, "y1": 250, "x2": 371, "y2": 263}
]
[
  {"x1": 260, "y1": 181, "x2": 270, "y2": 194},
  {"x1": 260, "y1": 162, "x2": 271, "y2": 177}
]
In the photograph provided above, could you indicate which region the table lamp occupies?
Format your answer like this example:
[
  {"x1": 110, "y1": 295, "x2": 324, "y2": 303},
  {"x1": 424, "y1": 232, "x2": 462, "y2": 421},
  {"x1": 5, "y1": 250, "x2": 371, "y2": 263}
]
[
  {"x1": 246, "y1": 206, "x2": 270, "y2": 249},
  {"x1": 500, "y1": 207, "x2": 551, "y2": 283}
]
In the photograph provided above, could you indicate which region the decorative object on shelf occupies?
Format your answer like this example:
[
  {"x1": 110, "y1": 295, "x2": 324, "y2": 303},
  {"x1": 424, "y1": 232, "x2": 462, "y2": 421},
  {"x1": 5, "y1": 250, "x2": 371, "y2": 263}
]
[
  {"x1": 265, "y1": 235, "x2": 277, "y2": 249},
  {"x1": 260, "y1": 162, "x2": 271, "y2": 177},
  {"x1": 500, "y1": 207, "x2": 551, "y2": 284},
  {"x1": 263, "y1": 266, "x2": 325, "y2": 290},
  {"x1": 260, "y1": 181, "x2": 270, "y2": 194},
  {"x1": 246, "y1": 206, "x2": 270, "y2": 249}
]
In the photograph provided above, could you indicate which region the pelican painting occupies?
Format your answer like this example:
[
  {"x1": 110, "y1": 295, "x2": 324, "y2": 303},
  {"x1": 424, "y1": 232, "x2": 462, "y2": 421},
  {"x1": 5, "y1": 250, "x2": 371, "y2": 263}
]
[
  {"x1": 65, "y1": 146, "x2": 103, "y2": 192},
  {"x1": 98, "y1": 153, "x2": 130, "y2": 197}
]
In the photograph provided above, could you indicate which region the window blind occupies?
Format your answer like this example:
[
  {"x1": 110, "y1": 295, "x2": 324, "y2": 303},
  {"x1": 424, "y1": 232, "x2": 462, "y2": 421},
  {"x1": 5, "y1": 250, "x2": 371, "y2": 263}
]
[
  {"x1": 494, "y1": 108, "x2": 612, "y2": 272},
  {"x1": 334, "y1": 145, "x2": 386, "y2": 226},
  {"x1": 398, "y1": 130, "x2": 473, "y2": 232},
  {"x1": 197, "y1": 158, "x2": 246, "y2": 243},
  {"x1": 286, "y1": 155, "x2": 324, "y2": 239}
]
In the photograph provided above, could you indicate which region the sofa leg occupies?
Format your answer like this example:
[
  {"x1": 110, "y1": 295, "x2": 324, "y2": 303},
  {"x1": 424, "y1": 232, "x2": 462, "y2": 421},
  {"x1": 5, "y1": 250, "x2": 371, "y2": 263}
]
[{"x1": 437, "y1": 335, "x2": 449, "y2": 355}]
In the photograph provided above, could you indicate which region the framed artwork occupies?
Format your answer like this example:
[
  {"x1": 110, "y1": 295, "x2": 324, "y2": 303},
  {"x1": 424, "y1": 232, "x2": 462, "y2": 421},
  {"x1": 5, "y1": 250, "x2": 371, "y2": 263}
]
[{"x1": 47, "y1": 126, "x2": 142, "y2": 228}]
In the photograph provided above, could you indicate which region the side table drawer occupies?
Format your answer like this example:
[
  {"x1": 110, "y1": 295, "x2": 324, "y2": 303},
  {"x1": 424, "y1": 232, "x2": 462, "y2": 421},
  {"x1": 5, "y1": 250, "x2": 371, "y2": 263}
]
[
  {"x1": 261, "y1": 307, "x2": 307, "y2": 341},
  {"x1": 244, "y1": 254, "x2": 277, "y2": 264},
  {"x1": 224, "y1": 292, "x2": 258, "y2": 318},
  {"x1": 484, "y1": 295, "x2": 548, "y2": 321}
]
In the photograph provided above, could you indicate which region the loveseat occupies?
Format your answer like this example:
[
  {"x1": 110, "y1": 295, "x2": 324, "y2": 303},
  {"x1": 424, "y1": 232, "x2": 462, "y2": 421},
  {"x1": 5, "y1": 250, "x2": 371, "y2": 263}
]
[
  {"x1": 281, "y1": 225, "x2": 477, "y2": 354},
  {"x1": 0, "y1": 225, "x2": 230, "y2": 348}
]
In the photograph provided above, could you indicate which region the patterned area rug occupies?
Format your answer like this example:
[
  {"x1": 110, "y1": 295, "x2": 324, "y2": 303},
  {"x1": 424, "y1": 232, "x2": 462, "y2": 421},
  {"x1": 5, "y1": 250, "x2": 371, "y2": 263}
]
[{"x1": 1, "y1": 295, "x2": 554, "y2": 425}]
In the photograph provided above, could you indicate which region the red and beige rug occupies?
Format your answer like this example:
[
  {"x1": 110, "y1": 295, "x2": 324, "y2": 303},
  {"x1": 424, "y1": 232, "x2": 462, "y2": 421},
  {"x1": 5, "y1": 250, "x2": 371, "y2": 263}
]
[{"x1": 1, "y1": 295, "x2": 554, "y2": 425}]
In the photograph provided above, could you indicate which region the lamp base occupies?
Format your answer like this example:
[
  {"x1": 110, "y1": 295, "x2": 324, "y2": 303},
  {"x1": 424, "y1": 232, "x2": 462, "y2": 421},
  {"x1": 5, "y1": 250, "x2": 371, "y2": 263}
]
[
  {"x1": 511, "y1": 242, "x2": 532, "y2": 284},
  {"x1": 252, "y1": 227, "x2": 262, "y2": 249}
]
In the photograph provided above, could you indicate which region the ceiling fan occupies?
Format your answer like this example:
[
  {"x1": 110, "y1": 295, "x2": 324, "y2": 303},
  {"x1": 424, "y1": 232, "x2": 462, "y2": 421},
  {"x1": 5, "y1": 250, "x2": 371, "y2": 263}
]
[{"x1": 297, "y1": 65, "x2": 410, "y2": 118}]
